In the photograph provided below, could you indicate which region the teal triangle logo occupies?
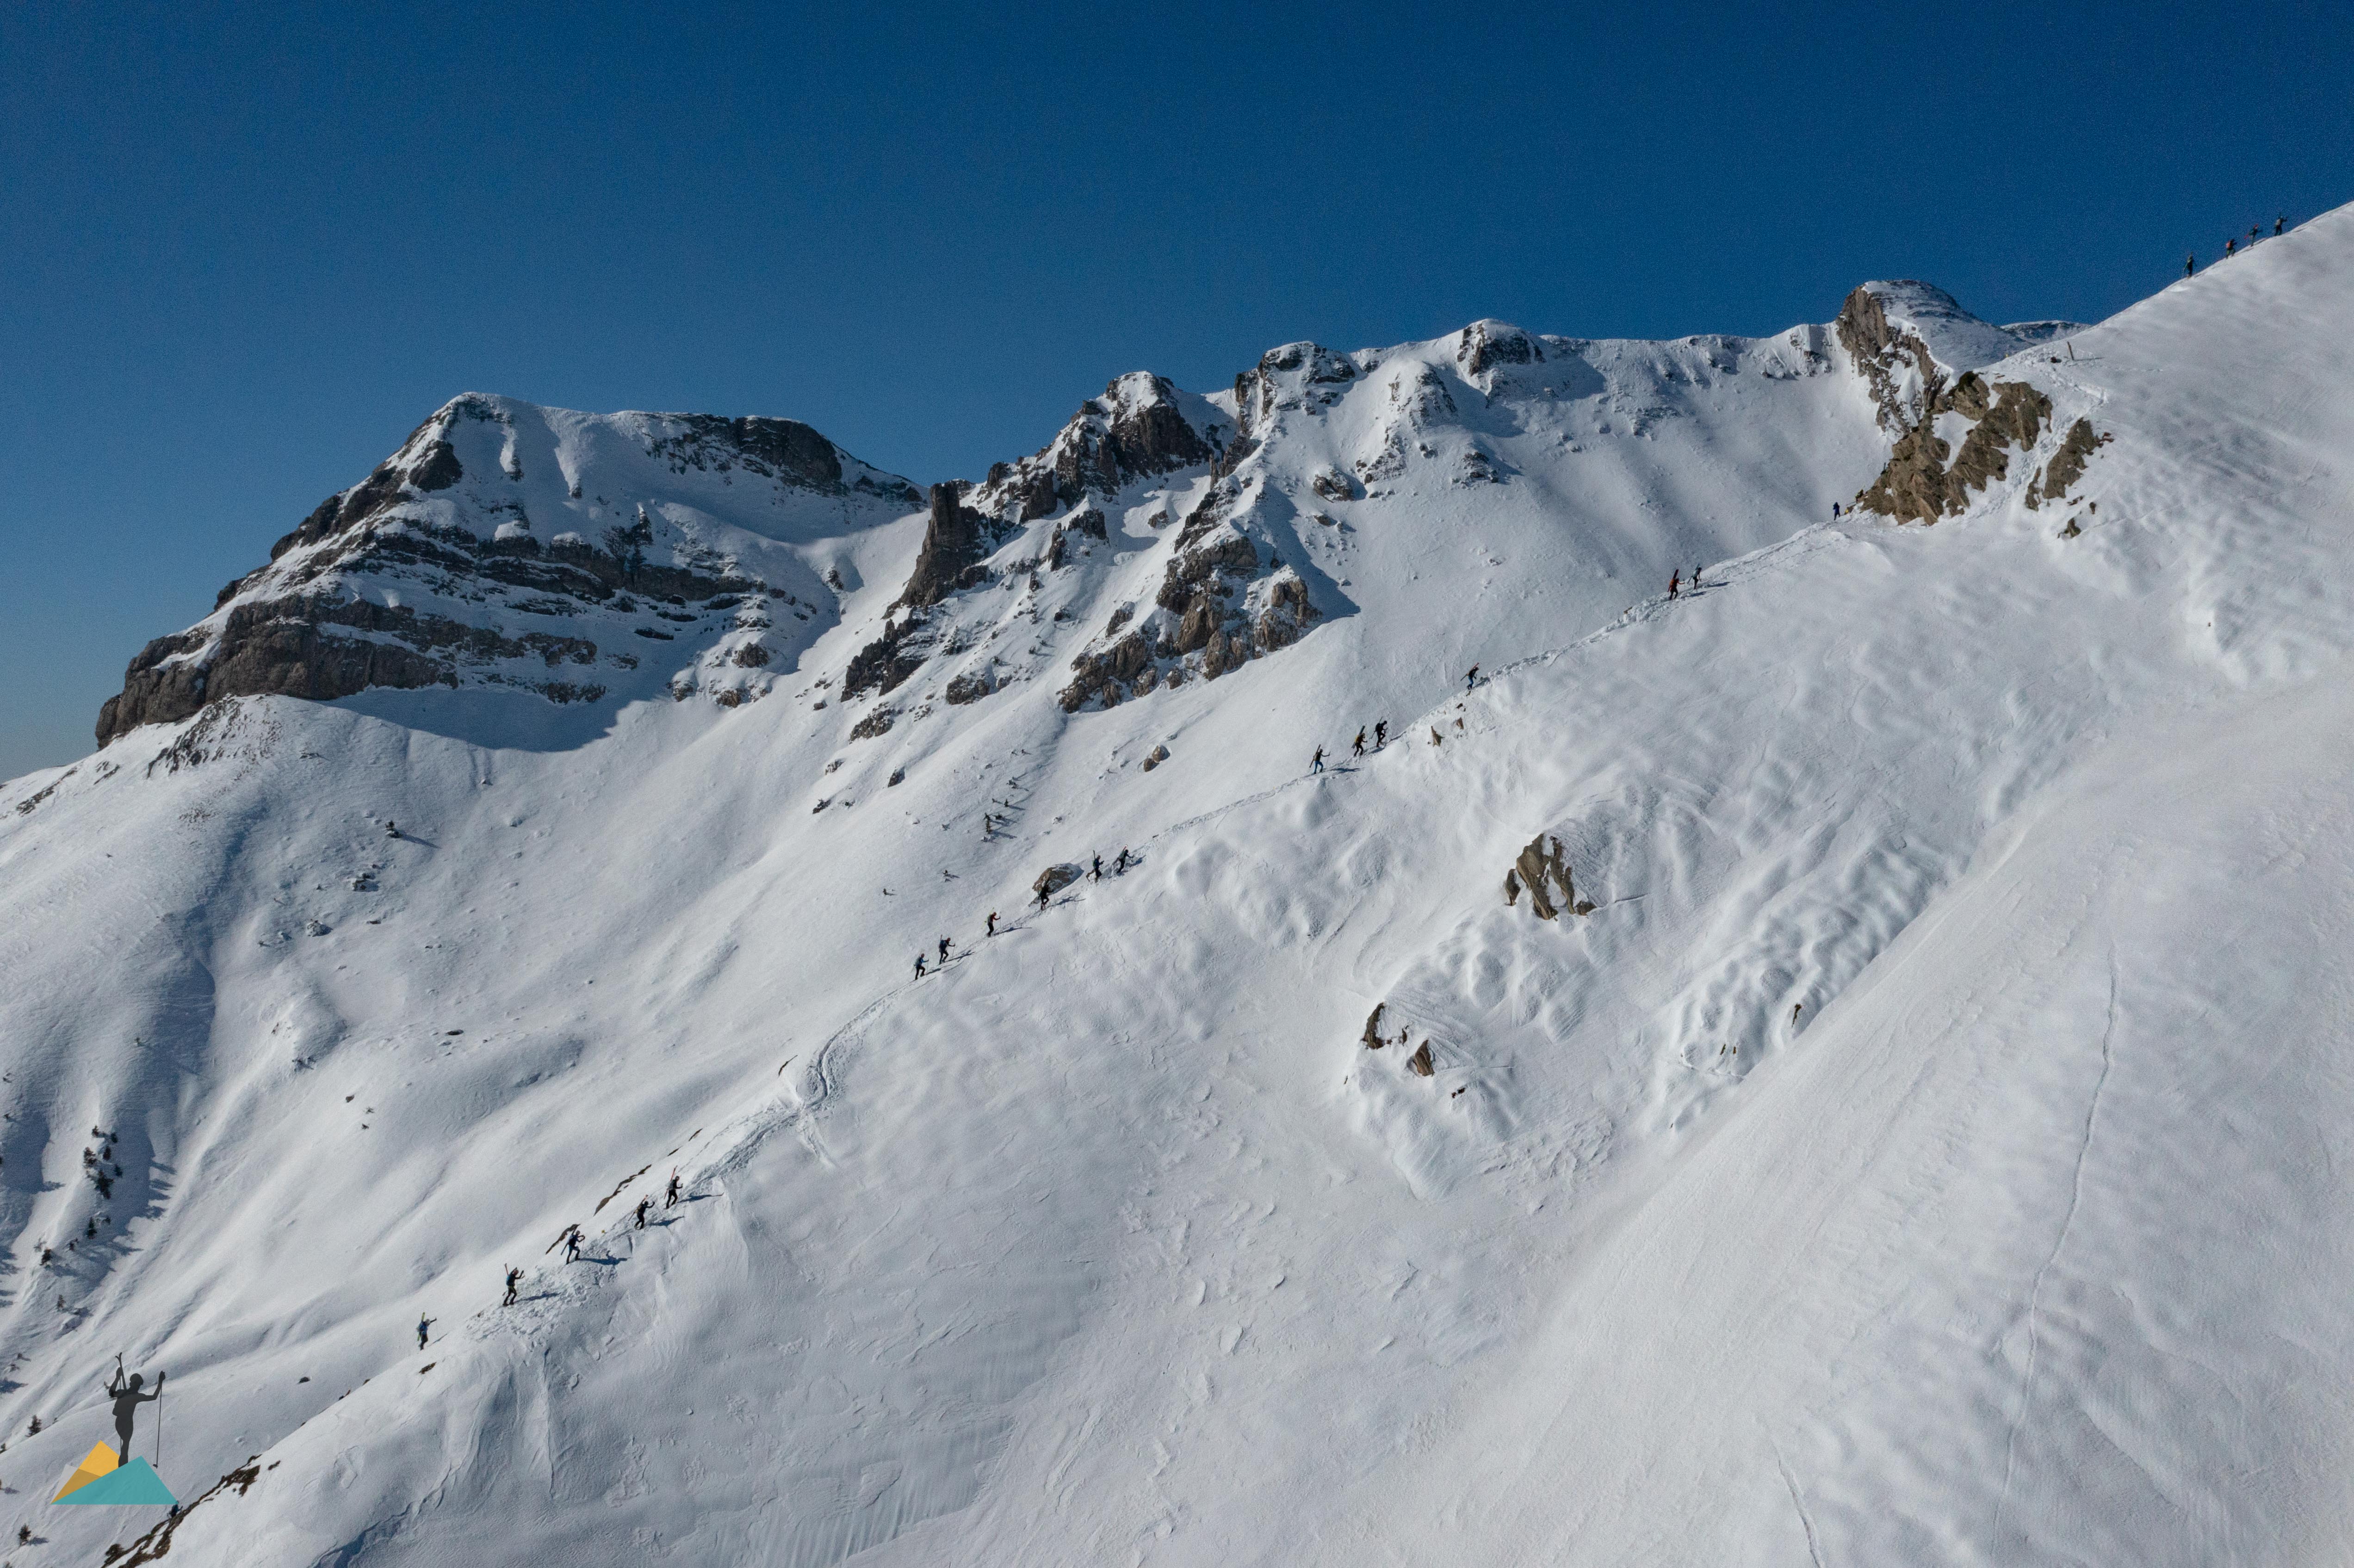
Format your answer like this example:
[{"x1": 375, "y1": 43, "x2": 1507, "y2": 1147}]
[{"x1": 55, "y1": 1456, "x2": 176, "y2": 1506}]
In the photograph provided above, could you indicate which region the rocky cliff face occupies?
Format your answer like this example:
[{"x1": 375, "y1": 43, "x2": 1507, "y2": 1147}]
[
  {"x1": 96, "y1": 395, "x2": 920, "y2": 746},
  {"x1": 99, "y1": 282, "x2": 2064, "y2": 757},
  {"x1": 1834, "y1": 281, "x2": 2072, "y2": 434}
]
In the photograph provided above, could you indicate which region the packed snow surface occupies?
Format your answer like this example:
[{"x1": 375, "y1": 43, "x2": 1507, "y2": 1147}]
[{"x1": 3, "y1": 206, "x2": 2353, "y2": 1564}]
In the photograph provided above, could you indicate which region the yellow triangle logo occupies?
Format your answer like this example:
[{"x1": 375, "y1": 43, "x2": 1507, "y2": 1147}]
[{"x1": 54, "y1": 1442, "x2": 119, "y2": 1501}]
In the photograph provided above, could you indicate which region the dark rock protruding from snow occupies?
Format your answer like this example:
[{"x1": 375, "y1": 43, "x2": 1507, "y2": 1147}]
[
  {"x1": 1507, "y1": 834, "x2": 1584, "y2": 921},
  {"x1": 1837, "y1": 286, "x2": 1945, "y2": 433},
  {"x1": 1457, "y1": 320, "x2": 1543, "y2": 378},
  {"x1": 2026, "y1": 418, "x2": 2109, "y2": 509},
  {"x1": 898, "y1": 483, "x2": 992, "y2": 610},
  {"x1": 98, "y1": 597, "x2": 606, "y2": 745},
  {"x1": 1853, "y1": 371, "x2": 2052, "y2": 525},
  {"x1": 1406, "y1": 1041, "x2": 1435, "y2": 1077},
  {"x1": 968, "y1": 373, "x2": 1224, "y2": 527},
  {"x1": 94, "y1": 392, "x2": 917, "y2": 745}
]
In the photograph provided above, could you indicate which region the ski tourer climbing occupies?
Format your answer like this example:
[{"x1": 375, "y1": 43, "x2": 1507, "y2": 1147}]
[
  {"x1": 1036, "y1": 883, "x2": 1051, "y2": 912},
  {"x1": 986, "y1": 911, "x2": 997, "y2": 937},
  {"x1": 2186, "y1": 253, "x2": 2195, "y2": 277},
  {"x1": 1115, "y1": 848, "x2": 1130, "y2": 874},
  {"x1": 102, "y1": 1365, "x2": 162, "y2": 1463},
  {"x1": 563, "y1": 1225, "x2": 583, "y2": 1263},
  {"x1": 1091, "y1": 855, "x2": 1103, "y2": 882},
  {"x1": 1465, "y1": 666, "x2": 1478, "y2": 691},
  {"x1": 1352, "y1": 728, "x2": 1366, "y2": 758},
  {"x1": 417, "y1": 1315, "x2": 434, "y2": 1350},
  {"x1": 1374, "y1": 721, "x2": 1388, "y2": 748},
  {"x1": 914, "y1": 952, "x2": 926, "y2": 980},
  {"x1": 938, "y1": 935, "x2": 951, "y2": 963},
  {"x1": 1668, "y1": 568, "x2": 1680, "y2": 600},
  {"x1": 634, "y1": 1196, "x2": 652, "y2": 1230},
  {"x1": 1310, "y1": 747, "x2": 1325, "y2": 774},
  {"x1": 665, "y1": 1172, "x2": 681, "y2": 1208},
  {"x1": 503, "y1": 1266, "x2": 521, "y2": 1306}
]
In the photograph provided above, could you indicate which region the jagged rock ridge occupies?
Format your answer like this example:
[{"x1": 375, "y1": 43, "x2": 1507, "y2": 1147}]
[{"x1": 96, "y1": 394, "x2": 921, "y2": 746}]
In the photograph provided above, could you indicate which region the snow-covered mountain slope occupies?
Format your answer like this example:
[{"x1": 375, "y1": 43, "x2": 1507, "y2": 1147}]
[
  {"x1": 4, "y1": 206, "x2": 2350, "y2": 1565},
  {"x1": 93, "y1": 395, "x2": 923, "y2": 751}
]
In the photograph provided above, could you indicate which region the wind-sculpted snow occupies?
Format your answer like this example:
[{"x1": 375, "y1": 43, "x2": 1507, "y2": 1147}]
[{"x1": 4, "y1": 203, "x2": 2354, "y2": 1564}]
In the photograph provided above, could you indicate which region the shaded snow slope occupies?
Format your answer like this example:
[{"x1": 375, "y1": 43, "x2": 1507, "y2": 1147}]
[{"x1": 2, "y1": 206, "x2": 2350, "y2": 1564}]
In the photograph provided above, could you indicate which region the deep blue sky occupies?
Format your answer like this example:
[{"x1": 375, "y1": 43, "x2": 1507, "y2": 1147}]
[{"x1": 4, "y1": 1, "x2": 2348, "y2": 778}]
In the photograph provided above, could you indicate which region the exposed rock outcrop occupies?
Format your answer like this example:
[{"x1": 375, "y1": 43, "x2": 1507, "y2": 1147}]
[
  {"x1": 1233, "y1": 342, "x2": 1358, "y2": 437},
  {"x1": 1837, "y1": 285, "x2": 1945, "y2": 433},
  {"x1": 97, "y1": 392, "x2": 913, "y2": 745},
  {"x1": 1853, "y1": 372, "x2": 2053, "y2": 525},
  {"x1": 2026, "y1": 418, "x2": 2108, "y2": 508},
  {"x1": 1457, "y1": 319, "x2": 1543, "y2": 379},
  {"x1": 897, "y1": 483, "x2": 992, "y2": 609},
  {"x1": 842, "y1": 618, "x2": 929, "y2": 700},
  {"x1": 967, "y1": 373, "x2": 1222, "y2": 525},
  {"x1": 1033, "y1": 864, "x2": 1082, "y2": 900},
  {"x1": 1505, "y1": 834, "x2": 1587, "y2": 921},
  {"x1": 98, "y1": 596, "x2": 605, "y2": 747}
]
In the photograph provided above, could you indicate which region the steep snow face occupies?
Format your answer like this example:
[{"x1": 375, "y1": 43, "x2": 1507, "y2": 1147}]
[
  {"x1": 859, "y1": 304, "x2": 1890, "y2": 728},
  {"x1": 6, "y1": 209, "x2": 2354, "y2": 1568},
  {"x1": 94, "y1": 395, "x2": 923, "y2": 750}
]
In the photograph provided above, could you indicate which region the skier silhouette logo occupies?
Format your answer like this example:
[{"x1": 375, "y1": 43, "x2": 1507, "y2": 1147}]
[
  {"x1": 105, "y1": 1364, "x2": 161, "y2": 1462},
  {"x1": 53, "y1": 1360, "x2": 177, "y2": 1505}
]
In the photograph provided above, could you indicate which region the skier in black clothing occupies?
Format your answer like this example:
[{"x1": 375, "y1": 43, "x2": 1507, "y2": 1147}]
[
  {"x1": 1091, "y1": 855, "x2": 1103, "y2": 882},
  {"x1": 1036, "y1": 883, "x2": 1051, "y2": 913},
  {"x1": 103, "y1": 1364, "x2": 162, "y2": 1464},
  {"x1": 1351, "y1": 728, "x2": 1366, "y2": 758},
  {"x1": 563, "y1": 1225, "x2": 583, "y2": 1263},
  {"x1": 2226, "y1": 237, "x2": 2236, "y2": 257},
  {"x1": 1465, "y1": 666, "x2": 1478, "y2": 692},
  {"x1": 914, "y1": 952, "x2": 927, "y2": 980},
  {"x1": 1115, "y1": 847, "x2": 1130, "y2": 874},
  {"x1": 938, "y1": 935, "x2": 951, "y2": 963},
  {"x1": 665, "y1": 1171, "x2": 682, "y2": 1208},
  {"x1": 2186, "y1": 253, "x2": 2195, "y2": 278},
  {"x1": 1374, "y1": 721, "x2": 1387, "y2": 748},
  {"x1": 2276, "y1": 216, "x2": 2285, "y2": 236},
  {"x1": 503, "y1": 1267, "x2": 521, "y2": 1306},
  {"x1": 1309, "y1": 747, "x2": 1325, "y2": 774},
  {"x1": 634, "y1": 1197, "x2": 652, "y2": 1230},
  {"x1": 417, "y1": 1315, "x2": 434, "y2": 1350},
  {"x1": 986, "y1": 911, "x2": 998, "y2": 937}
]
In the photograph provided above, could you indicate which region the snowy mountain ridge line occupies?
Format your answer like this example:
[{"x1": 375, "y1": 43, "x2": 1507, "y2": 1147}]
[
  {"x1": 79, "y1": 279, "x2": 2060, "y2": 764},
  {"x1": 3, "y1": 206, "x2": 2350, "y2": 1565}
]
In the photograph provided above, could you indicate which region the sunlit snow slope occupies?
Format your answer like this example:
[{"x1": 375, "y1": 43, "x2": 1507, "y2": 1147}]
[{"x1": 4, "y1": 205, "x2": 2353, "y2": 1565}]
